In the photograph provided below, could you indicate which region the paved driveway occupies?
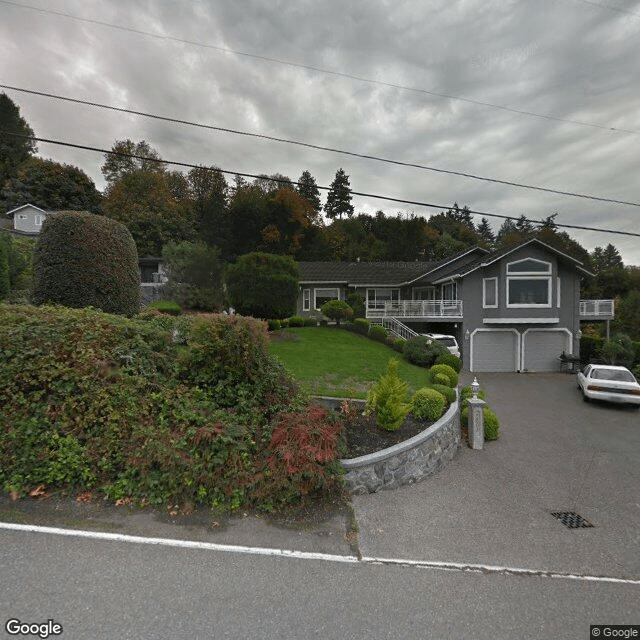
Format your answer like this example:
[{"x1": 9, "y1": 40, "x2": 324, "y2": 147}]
[{"x1": 351, "y1": 372, "x2": 640, "y2": 579}]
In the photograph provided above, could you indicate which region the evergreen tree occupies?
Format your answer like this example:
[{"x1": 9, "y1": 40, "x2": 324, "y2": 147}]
[
  {"x1": 0, "y1": 93, "x2": 36, "y2": 185},
  {"x1": 296, "y1": 170, "x2": 322, "y2": 215},
  {"x1": 476, "y1": 217, "x2": 495, "y2": 246},
  {"x1": 324, "y1": 168, "x2": 354, "y2": 220},
  {"x1": 187, "y1": 165, "x2": 229, "y2": 250},
  {"x1": 101, "y1": 139, "x2": 164, "y2": 191}
]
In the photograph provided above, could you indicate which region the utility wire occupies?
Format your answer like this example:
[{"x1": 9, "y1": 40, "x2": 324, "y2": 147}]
[
  {"x1": 1, "y1": 0, "x2": 638, "y2": 136},
  {"x1": 3, "y1": 130, "x2": 639, "y2": 239},
  {"x1": 3, "y1": 84, "x2": 640, "y2": 208}
]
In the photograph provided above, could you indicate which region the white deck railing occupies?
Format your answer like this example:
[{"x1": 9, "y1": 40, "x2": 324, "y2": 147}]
[
  {"x1": 366, "y1": 300, "x2": 463, "y2": 319},
  {"x1": 579, "y1": 300, "x2": 614, "y2": 318},
  {"x1": 380, "y1": 317, "x2": 419, "y2": 340}
]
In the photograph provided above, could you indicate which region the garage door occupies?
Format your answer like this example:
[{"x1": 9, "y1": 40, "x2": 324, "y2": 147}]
[
  {"x1": 522, "y1": 329, "x2": 571, "y2": 372},
  {"x1": 471, "y1": 330, "x2": 519, "y2": 372}
]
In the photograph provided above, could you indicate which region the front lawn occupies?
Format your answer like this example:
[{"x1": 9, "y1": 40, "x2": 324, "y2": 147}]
[{"x1": 269, "y1": 327, "x2": 431, "y2": 399}]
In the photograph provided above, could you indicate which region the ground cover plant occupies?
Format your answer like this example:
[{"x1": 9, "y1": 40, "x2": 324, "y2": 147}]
[
  {"x1": 268, "y1": 327, "x2": 432, "y2": 399},
  {"x1": 0, "y1": 304, "x2": 344, "y2": 511}
]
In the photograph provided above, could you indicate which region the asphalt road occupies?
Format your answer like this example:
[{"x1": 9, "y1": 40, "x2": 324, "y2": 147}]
[{"x1": 1, "y1": 372, "x2": 638, "y2": 639}]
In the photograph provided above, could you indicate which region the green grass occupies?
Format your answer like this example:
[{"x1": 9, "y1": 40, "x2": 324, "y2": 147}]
[{"x1": 268, "y1": 327, "x2": 431, "y2": 399}]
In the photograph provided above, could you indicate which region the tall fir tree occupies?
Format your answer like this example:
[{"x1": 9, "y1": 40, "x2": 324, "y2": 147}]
[
  {"x1": 296, "y1": 169, "x2": 322, "y2": 215},
  {"x1": 324, "y1": 168, "x2": 354, "y2": 220},
  {"x1": 476, "y1": 217, "x2": 495, "y2": 247}
]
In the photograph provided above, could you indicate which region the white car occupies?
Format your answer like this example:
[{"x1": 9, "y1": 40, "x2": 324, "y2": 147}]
[
  {"x1": 577, "y1": 364, "x2": 640, "y2": 407},
  {"x1": 421, "y1": 333, "x2": 460, "y2": 358}
]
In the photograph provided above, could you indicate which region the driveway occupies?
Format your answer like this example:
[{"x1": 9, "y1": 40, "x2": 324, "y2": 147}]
[{"x1": 351, "y1": 372, "x2": 640, "y2": 579}]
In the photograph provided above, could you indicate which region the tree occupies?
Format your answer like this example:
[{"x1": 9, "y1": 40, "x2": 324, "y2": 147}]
[
  {"x1": 187, "y1": 165, "x2": 229, "y2": 250},
  {"x1": 0, "y1": 93, "x2": 36, "y2": 185},
  {"x1": 225, "y1": 252, "x2": 299, "y2": 319},
  {"x1": 102, "y1": 170, "x2": 196, "y2": 256},
  {"x1": 591, "y1": 244, "x2": 628, "y2": 298},
  {"x1": 320, "y1": 299, "x2": 353, "y2": 326},
  {"x1": 324, "y1": 168, "x2": 354, "y2": 220},
  {"x1": 101, "y1": 139, "x2": 164, "y2": 190},
  {"x1": 32, "y1": 211, "x2": 140, "y2": 315},
  {"x1": 613, "y1": 290, "x2": 640, "y2": 339},
  {"x1": 0, "y1": 156, "x2": 102, "y2": 213},
  {"x1": 476, "y1": 218, "x2": 495, "y2": 247},
  {"x1": 162, "y1": 241, "x2": 224, "y2": 311},
  {"x1": 296, "y1": 170, "x2": 322, "y2": 215}
]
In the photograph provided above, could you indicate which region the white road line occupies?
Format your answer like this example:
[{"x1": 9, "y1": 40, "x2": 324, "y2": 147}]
[{"x1": 1, "y1": 521, "x2": 639, "y2": 586}]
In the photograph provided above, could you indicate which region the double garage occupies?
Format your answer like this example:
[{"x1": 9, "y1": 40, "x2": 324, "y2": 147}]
[{"x1": 470, "y1": 327, "x2": 573, "y2": 372}]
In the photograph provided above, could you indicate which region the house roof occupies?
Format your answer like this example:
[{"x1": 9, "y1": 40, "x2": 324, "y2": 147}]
[
  {"x1": 298, "y1": 246, "x2": 490, "y2": 287},
  {"x1": 432, "y1": 238, "x2": 593, "y2": 282},
  {"x1": 5, "y1": 203, "x2": 48, "y2": 218}
]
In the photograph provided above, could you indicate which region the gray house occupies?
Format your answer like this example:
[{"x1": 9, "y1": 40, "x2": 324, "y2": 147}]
[
  {"x1": 297, "y1": 239, "x2": 614, "y2": 373},
  {"x1": 5, "y1": 204, "x2": 50, "y2": 235}
]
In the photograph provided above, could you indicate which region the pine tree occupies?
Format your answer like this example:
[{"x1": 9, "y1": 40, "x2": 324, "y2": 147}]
[
  {"x1": 324, "y1": 168, "x2": 354, "y2": 220},
  {"x1": 476, "y1": 218, "x2": 495, "y2": 246},
  {"x1": 296, "y1": 170, "x2": 322, "y2": 215}
]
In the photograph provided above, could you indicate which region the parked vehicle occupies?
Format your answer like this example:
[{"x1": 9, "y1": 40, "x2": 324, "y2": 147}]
[
  {"x1": 421, "y1": 333, "x2": 460, "y2": 358},
  {"x1": 577, "y1": 364, "x2": 640, "y2": 407}
]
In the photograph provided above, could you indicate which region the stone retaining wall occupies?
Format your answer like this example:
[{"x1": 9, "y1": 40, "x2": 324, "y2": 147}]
[{"x1": 327, "y1": 394, "x2": 461, "y2": 494}]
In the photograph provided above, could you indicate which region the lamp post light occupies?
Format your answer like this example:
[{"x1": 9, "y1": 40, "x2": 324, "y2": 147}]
[{"x1": 471, "y1": 376, "x2": 480, "y2": 399}]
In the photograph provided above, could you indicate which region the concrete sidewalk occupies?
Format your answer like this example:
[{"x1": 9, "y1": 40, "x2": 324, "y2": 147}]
[{"x1": 351, "y1": 372, "x2": 640, "y2": 579}]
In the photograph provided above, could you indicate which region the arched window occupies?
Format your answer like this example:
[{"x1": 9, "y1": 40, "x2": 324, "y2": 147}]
[{"x1": 506, "y1": 259, "x2": 552, "y2": 307}]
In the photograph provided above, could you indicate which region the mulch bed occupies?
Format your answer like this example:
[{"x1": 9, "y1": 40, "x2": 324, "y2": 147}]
[{"x1": 341, "y1": 410, "x2": 438, "y2": 458}]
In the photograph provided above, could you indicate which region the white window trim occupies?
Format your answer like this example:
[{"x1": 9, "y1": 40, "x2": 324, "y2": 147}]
[
  {"x1": 506, "y1": 258, "x2": 552, "y2": 309},
  {"x1": 314, "y1": 287, "x2": 340, "y2": 311},
  {"x1": 556, "y1": 277, "x2": 561, "y2": 308},
  {"x1": 302, "y1": 288, "x2": 310, "y2": 311},
  {"x1": 483, "y1": 277, "x2": 498, "y2": 308},
  {"x1": 442, "y1": 282, "x2": 457, "y2": 301}
]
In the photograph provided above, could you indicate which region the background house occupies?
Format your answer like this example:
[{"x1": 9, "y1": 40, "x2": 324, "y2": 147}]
[
  {"x1": 297, "y1": 239, "x2": 614, "y2": 373},
  {"x1": 4, "y1": 204, "x2": 50, "y2": 235}
]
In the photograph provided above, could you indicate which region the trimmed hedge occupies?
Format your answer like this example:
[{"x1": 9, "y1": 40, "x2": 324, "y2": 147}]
[
  {"x1": 288, "y1": 315, "x2": 305, "y2": 327},
  {"x1": 347, "y1": 318, "x2": 370, "y2": 335},
  {"x1": 429, "y1": 363, "x2": 458, "y2": 387},
  {"x1": 412, "y1": 387, "x2": 446, "y2": 421},
  {"x1": 369, "y1": 324, "x2": 388, "y2": 343},
  {"x1": 435, "y1": 352, "x2": 462, "y2": 373},
  {"x1": 0, "y1": 236, "x2": 9, "y2": 301},
  {"x1": 403, "y1": 335, "x2": 448, "y2": 367},
  {"x1": 148, "y1": 300, "x2": 181, "y2": 316},
  {"x1": 32, "y1": 211, "x2": 140, "y2": 315},
  {"x1": 426, "y1": 383, "x2": 456, "y2": 404},
  {"x1": 0, "y1": 304, "x2": 344, "y2": 510}
]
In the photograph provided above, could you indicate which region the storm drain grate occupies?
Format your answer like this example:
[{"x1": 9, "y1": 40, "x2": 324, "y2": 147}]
[{"x1": 550, "y1": 511, "x2": 594, "y2": 529}]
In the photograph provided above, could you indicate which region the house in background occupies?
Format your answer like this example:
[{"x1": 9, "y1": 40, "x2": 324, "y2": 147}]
[
  {"x1": 297, "y1": 239, "x2": 614, "y2": 373},
  {"x1": 4, "y1": 204, "x2": 51, "y2": 235}
]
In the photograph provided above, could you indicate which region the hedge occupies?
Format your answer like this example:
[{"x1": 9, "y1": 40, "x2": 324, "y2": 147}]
[{"x1": 32, "y1": 211, "x2": 140, "y2": 316}]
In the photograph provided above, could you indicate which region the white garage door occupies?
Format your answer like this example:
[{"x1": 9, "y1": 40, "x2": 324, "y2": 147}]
[
  {"x1": 471, "y1": 330, "x2": 519, "y2": 372},
  {"x1": 522, "y1": 329, "x2": 571, "y2": 372}
]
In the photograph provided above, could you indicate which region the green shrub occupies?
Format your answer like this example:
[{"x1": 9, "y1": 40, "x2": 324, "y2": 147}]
[
  {"x1": 580, "y1": 335, "x2": 603, "y2": 364},
  {"x1": 226, "y1": 252, "x2": 298, "y2": 319},
  {"x1": 349, "y1": 318, "x2": 370, "y2": 335},
  {"x1": 0, "y1": 304, "x2": 344, "y2": 510},
  {"x1": 304, "y1": 317, "x2": 318, "y2": 327},
  {"x1": 429, "y1": 363, "x2": 458, "y2": 387},
  {"x1": 365, "y1": 359, "x2": 411, "y2": 431},
  {"x1": 599, "y1": 333, "x2": 635, "y2": 365},
  {"x1": 411, "y1": 387, "x2": 446, "y2": 421},
  {"x1": 346, "y1": 292, "x2": 365, "y2": 319},
  {"x1": 433, "y1": 372, "x2": 450, "y2": 386},
  {"x1": 369, "y1": 324, "x2": 388, "y2": 343},
  {"x1": 392, "y1": 337, "x2": 406, "y2": 353},
  {"x1": 483, "y1": 407, "x2": 500, "y2": 440},
  {"x1": 435, "y1": 352, "x2": 462, "y2": 373},
  {"x1": 32, "y1": 211, "x2": 140, "y2": 316},
  {"x1": 148, "y1": 300, "x2": 181, "y2": 316},
  {"x1": 0, "y1": 237, "x2": 9, "y2": 301},
  {"x1": 426, "y1": 383, "x2": 456, "y2": 404},
  {"x1": 403, "y1": 335, "x2": 448, "y2": 367},
  {"x1": 267, "y1": 319, "x2": 281, "y2": 331},
  {"x1": 288, "y1": 315, "x2": 305, "y2": 327},
  {"x1": 320, "y1": 299, "x2": 353, "y2": 326}
]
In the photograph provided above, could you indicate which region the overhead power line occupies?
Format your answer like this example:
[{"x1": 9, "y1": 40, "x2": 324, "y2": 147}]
[
  {"x1": 1, "y1": 0, "x2": 638, "y2": 136},
  {"x1": 3, "y1": 130, "x2": 639, "y2": 239},
  {"x1": 3, "y1": 84, "x2": 640, "y2": 208}
]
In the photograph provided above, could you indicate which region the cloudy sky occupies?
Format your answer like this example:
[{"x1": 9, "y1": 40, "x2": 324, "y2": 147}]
[{"x1": 2, "y1": 0, "x2": 639, "y2": 264}]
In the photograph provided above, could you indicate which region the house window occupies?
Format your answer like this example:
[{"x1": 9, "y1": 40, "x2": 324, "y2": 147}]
[
  {"x1": 34, "y1": 214, "x2": 44, "y2": 226},
  {"x1": 314, "y1": 287, "x2": 339, "y2": 310},
  {"x1": 366, "y1": 288, "x2": 399, "y2": 311},
  {"x1": 302, "y1": 289, "x2": 311, "y2": 311},
  {"x1": 506, "y1": 259, "x2": 552, "y2": 307},
  {"x1": 442, "y1": 282, "x2": 457, "y2": 301},
  {"x1": 413, "y1": 286, "x2": 435, "y2": 301},
  {"x1": 17, "y1": 214, "x2": 27, "y2": 220},
  {"x1": 483, "y1": 277, "x2": 498, "y2": 308}
]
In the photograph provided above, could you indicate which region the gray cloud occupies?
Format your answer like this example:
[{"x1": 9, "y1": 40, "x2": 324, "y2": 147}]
[{"x1": 1, "y1": 0, "x2": 639, "y2": 263}]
